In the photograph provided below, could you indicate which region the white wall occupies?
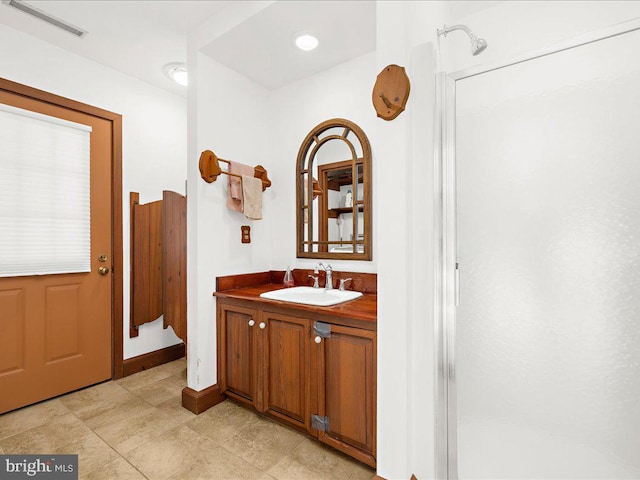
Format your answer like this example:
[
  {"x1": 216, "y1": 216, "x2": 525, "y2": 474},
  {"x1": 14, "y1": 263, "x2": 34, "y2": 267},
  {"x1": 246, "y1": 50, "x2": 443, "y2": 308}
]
[
  {"x1": 375, "y1": 3, "x2": 418, "y2": 478},
  {"x1": 368, "y1": 2, "x2": 452, "y2": 478},
  {"x1": 185, "y1": 52, "x2": 272, "y2": 390},
  {"x1": 0, "y1": 24, "x2": 186, "y2": 360},
  {"x1": 268, "y1": 51, "x2": 378, "y2": 273}
]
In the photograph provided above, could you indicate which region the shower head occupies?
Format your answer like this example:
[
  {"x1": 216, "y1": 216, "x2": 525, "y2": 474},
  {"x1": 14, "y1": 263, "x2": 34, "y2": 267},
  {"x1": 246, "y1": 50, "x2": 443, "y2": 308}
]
[
  {"x1": 437, "y1": 24, "x2": 488, "y2": 56},
  {"x1": 472, "y1": 36, "x2": 488, "y2": 56}
]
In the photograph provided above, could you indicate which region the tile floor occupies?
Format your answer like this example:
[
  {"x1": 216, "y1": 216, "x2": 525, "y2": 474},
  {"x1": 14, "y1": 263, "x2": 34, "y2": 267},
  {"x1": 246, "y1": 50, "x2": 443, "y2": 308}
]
[{"x1": 0, "y1": 359, "x2": 376, "y2": 480}]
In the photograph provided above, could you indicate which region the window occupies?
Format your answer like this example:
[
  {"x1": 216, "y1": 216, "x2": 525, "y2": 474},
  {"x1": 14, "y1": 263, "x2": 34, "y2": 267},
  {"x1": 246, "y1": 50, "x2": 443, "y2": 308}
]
[{"x1": 0, "y1": 103, "x2": 92, "y2": 277}]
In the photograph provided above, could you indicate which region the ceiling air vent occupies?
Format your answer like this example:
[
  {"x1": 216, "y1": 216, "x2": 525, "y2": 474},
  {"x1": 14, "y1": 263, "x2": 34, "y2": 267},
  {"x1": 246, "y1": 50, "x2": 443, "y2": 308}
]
[{"x1": 2, "y1": 0, "x2": 88, "y2": 38}]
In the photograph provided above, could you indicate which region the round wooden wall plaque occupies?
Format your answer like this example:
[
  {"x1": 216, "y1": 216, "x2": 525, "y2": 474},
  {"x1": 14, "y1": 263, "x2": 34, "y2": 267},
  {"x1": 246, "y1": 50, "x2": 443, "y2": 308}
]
[{"x1": 372, "y1": 64, "x2": 410, "y2": 121}]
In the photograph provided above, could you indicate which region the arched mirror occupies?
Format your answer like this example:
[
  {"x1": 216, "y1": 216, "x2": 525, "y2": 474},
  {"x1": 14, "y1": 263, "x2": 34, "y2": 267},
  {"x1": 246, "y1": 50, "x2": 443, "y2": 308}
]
[{"x1": 296, "y1": 118, "x2": 372, "y2": 260}]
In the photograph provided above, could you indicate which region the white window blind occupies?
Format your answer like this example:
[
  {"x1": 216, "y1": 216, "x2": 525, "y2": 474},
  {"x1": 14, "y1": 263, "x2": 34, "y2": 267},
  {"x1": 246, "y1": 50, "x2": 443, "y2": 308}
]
[{"x1": 0, "y1": 103, "x2": 92, "y2": 277}]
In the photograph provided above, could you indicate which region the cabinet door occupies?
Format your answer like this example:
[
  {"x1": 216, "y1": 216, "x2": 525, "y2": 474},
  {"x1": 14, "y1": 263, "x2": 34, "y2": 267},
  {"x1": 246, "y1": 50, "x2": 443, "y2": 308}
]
[
  {"x1": 218, "y1": 303, "x2": 260, "y2": 408},
  {"x1": 315, "y1": 324, "x2": 376, "y2": 468},
  {"x1": 262, "y1": 311, "x2": 311, "y2": 430}
]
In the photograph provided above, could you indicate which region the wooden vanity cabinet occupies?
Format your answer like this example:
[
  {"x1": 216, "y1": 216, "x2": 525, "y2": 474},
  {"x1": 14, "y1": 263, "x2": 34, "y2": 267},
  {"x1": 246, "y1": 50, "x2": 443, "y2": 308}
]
[
  {"x1": 217, "y1": 298, "x2": 376, "y2": 468},
  {"x1": 314, "y1": 324, "x2": 376, "y2": 467},
  {"x1": 218, "y1": 303, "x2": 261, "y2": 408},
  {"x1": 218, "y1": 303, "x2": 312, "y2": 426},
  {"x1": 262, "y1": 311, "x2": 312, "y2": 430}
]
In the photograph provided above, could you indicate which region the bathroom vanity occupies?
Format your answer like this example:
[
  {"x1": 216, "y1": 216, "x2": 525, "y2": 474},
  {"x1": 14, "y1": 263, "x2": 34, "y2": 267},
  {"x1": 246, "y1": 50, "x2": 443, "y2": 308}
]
[{"x1": 214, "y1": 270, "x2": 377, "y2": 467}]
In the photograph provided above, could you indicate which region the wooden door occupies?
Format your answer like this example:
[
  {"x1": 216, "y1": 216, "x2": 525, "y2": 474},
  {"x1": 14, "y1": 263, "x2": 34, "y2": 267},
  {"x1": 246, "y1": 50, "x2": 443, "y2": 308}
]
[
  {"x1": 0, "y1": 90, "x2": 113, "y2": 414},
  {"x1": 262, "y1": 311, "x2": 311, "y2": 430},
  {"x1": 315, "y1": 324, "x2": 376, "y2": 468},
  {"x1": 129, "y1": 190, "x2": 187, "y2": 343},
  {"x1": 130, "y1": 195, "x2": 163, "y2": 336},
  {"x1": 218, "y1": 303, "x2": 260, "y2": 408},
  {"x1": 162, "y1": 190, "x2": 187, "y2": 343}
]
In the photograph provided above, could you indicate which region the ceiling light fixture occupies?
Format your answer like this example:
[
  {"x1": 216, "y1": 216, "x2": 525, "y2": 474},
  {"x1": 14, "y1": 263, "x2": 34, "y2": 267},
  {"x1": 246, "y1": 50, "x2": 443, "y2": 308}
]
[
  {"x1": 294, "y1": 33, "x2": 319, "y2": 51},
  {"x1": 162, "y1": 63, "x2": 188, "y2": 86}
]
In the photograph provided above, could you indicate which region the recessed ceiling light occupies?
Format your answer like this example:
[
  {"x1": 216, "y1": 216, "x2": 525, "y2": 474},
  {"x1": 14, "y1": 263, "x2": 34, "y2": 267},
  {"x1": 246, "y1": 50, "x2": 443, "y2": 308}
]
[
  {"x1": 294, "y1": 34, "x2": 319, "y2": 51},
  {"x1": 162, "y1": 63, "x2": 188, "y2": 86}
]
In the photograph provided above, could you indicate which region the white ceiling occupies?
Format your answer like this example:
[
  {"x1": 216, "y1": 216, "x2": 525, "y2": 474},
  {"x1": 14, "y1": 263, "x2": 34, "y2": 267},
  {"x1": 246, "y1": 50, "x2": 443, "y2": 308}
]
[
  {"x1": 0, "y1": 0, "x2": 376, "y2": 95},
  {"x1": 446, "y1": 1, "x2": 502, "y2": 22},
  {"x1": 199, "y1": 1, "x2": 377, "y2": 90},
  {"x1": 0, "y1": 1, "x2": 499, "y2": 96},
  {"x1": 0, "y1": 0, "x2": 232, "y2": 96}
]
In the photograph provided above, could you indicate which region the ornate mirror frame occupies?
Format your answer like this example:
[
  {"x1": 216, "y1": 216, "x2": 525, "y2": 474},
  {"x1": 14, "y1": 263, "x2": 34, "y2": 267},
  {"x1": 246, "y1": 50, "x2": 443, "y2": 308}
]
[{"x1": 296, "y1": 118, "x2": 372, "y2": 260}]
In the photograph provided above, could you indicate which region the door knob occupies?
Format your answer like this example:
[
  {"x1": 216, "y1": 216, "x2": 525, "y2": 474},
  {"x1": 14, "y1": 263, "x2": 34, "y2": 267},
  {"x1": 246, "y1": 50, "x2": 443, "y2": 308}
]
[
  {"x1": 98, "y1": 267, "x2": 110, "y2": 275},
  {"x1": 314, "y1": 336, "x2": 322, "y2": 344},
  {"x1": 259, "y1": 322, "x2": 266, "y2": 329},
  {"x1": 248, "y1": 320, "x2": 255, "y2": 327}
]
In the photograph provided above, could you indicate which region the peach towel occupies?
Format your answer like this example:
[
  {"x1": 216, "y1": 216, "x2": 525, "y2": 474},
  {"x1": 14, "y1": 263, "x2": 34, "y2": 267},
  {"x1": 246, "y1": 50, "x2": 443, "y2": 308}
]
[
  {"x1": 226, "y1": 162, "x2": 254, "y2": 213},
  {"x1": 242, "y1": 175, "x2": 263, "y2": 220}
]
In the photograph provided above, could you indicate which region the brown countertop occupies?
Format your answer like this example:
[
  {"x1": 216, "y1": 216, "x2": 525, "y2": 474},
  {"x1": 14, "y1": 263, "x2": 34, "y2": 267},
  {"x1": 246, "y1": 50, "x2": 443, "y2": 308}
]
[{"x1": 214, "y1": 274, "x2": 377, "y2": 331}]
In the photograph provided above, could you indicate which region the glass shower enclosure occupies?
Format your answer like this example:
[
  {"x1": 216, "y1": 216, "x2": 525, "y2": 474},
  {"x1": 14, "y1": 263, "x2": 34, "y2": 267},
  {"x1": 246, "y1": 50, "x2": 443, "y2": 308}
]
[{"x1": 441, "y1": 22, "x2": 640, "y2": 479}]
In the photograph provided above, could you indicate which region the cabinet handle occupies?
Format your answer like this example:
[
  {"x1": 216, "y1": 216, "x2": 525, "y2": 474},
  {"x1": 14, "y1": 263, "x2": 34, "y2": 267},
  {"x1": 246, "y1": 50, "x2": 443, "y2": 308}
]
[
  {"x1": 314, "y1": 335, "x2": 322, "y2": 344},
  {"x1": 259, "y1": 322, "x2": 266, "y2": 329},
  {"x1": 248, "y1": 320, "x2": 255, "y2": 327}
]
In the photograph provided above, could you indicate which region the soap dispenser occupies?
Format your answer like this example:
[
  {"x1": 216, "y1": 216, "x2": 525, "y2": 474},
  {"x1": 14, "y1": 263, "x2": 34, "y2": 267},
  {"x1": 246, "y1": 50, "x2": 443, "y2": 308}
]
[{"x1": 283, "y1": 266, "x2": 295, "y2": 288}]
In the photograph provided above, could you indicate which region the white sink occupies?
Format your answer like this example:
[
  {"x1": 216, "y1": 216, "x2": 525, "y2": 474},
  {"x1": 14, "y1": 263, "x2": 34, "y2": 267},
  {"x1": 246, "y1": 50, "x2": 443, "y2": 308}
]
[{"x1": 260, "y1": 286, "x2": 363, "y2": 307}]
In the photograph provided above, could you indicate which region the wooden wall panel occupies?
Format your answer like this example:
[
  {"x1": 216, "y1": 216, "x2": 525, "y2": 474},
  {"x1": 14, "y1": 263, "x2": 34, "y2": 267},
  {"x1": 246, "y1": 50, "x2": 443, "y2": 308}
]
[
  {"x1": 148, "y1": 201, "x2": 164, "y2": 316},
  {"x1": 264, "y1": 314, "x2": 309, "y2": 426},
  {"x1": 45, "y1": 284, "x2": 81, "y2": 363},
  {"x1": 181, "y1": 384, "x2": 225, "y2": 414},
  {"x1": 216, "y1": 271, "x2": 272, "y2": 292},
  {"x1": 271, "y1": 269, "x2": 378, "y2": 294},
  {"x1": 0, "y1": 288, "x2": 24, "y2": 375},
  {"x1": 123, "y1": 343, "x2": 185, "y2": 377},
  {"x1": 130, "y1": 193, "x2": 163, "y2": 336},
  {"x1": 318, "y1": 325, "x2": 376, "y2": 466},
  {"x1": 224, "y1": 310, "x2": 255, "y2": 401},
  {"x1": 325, "y1": 333, "x2": 370, "y2": 447},
  {"x1": 162, "y1": 190, "x2": 187, "y2": 343}
]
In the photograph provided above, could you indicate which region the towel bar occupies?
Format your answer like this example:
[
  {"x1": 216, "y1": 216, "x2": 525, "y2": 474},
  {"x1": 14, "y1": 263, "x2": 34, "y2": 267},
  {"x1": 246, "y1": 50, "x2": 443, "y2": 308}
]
[{"x1": 199, "y1": 149, "x2": 271, "y2": 191}]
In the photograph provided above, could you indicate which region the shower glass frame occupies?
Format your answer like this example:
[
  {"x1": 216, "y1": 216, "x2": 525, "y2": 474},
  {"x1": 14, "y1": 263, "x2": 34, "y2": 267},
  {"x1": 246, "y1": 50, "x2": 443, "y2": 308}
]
[{"x1": 435, "y1": 17, "x2": 640, "y2": 480}]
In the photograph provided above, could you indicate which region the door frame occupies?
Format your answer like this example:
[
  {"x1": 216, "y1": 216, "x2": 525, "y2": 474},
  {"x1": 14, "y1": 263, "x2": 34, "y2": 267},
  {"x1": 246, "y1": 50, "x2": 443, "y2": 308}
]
[
  {"x1": 434, "y1": 17, "x2": 640, "y2": 479},
  {"x1": 0, "y1": 77, "x2": 125, "y2": 380}
]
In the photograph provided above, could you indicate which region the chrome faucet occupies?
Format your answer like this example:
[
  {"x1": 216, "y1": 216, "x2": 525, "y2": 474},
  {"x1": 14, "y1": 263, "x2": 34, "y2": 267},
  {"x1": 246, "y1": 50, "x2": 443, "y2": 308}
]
[
  {"x1": 317, "y1": 263, "x2": 334, "y2": 290},
  {"x1": 308, "y1": 274, "x2": 320, "y2": 288}
]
